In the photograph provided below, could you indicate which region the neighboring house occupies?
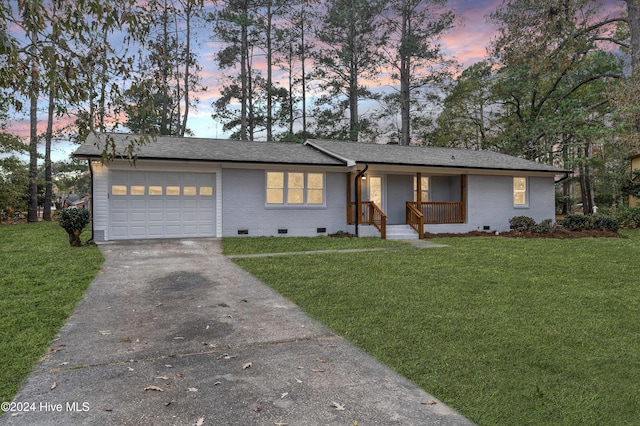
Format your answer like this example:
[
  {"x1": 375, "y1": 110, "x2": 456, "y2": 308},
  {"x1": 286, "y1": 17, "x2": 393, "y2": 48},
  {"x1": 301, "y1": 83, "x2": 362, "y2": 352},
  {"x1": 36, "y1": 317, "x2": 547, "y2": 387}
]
[
  {"x1": 630, "y1": 154, "x2": 640, "y2": 208},
  {"x1": 73, "y1": 133, "x2": 568, "y2": 242}
]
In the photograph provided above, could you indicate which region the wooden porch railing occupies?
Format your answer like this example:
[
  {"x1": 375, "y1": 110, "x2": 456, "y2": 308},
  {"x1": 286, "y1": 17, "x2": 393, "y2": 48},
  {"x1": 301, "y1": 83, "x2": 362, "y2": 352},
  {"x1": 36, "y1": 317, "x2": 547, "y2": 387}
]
[
  {"x1": 409, "y1": 201, "x2": 465, "y2": 224},
  {"x1": 348, "y1": 201, "x2": 387, "y2": 239},
  {"x1": 405, "y1": 202, "x2": 424, "y2": 239}
]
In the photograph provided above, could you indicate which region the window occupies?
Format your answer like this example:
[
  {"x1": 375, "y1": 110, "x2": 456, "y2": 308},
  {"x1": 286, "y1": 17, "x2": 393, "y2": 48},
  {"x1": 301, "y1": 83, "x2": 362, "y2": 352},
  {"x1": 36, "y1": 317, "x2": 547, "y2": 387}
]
[
  {"x1": 166, "y1": 186, "x2": 180, "y2": 196},
  {"x1": 112, "y1": 185, "x2": 127, "y2": 195},
  {"x1": 266, "y1": 171, "x2": 325, "y2": 206},
  {"x1": 149, "y1": 186, "x2": 163, "y2": 196},
  {"x1": 307, "y1": 173, "x2": 324, "y2": 205},
  {"x1": 413, "y1": 176, "x2": 429, "y2": 202},
  {"x1": 267, "y1": 172, "x2": 284, "y2": 204},
  {"x1": 183, "y1": 186, "x2": 197, "y2": 196},
  {"x1": 131, "y1": 186, "x2": 145, "y2": 195},
  {"x1": 513, "y1": 177, "x2": 528, "y2": 206},
  {"x1": 199, "y1": 186, "x2": 213, "y2": 196}
]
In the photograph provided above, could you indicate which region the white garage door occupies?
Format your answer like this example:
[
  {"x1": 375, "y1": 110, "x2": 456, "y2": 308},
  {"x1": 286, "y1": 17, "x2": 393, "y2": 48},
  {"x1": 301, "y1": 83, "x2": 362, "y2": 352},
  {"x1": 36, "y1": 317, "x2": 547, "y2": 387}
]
[{"x1": 109, "y1": 171, "x2": 216, "y2": 240}]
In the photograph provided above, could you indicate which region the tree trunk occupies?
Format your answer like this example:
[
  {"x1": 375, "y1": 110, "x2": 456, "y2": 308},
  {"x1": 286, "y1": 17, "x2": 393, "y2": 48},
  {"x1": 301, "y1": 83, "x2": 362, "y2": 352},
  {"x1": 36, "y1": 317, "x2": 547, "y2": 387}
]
[
  {"x1": 399, "y1": 0, "x2": 411, "y2": 146},
  {"x1": 44, "y1": 83, "x2": 55, "y2": 222},
  {"x1": 180, "y1": 2, "x2": 192, "y2": 137},
  {"x1": 579, "y1": 143, "x2": 595, "y2": 215},
  {"x1": 28, "y1": 59, "x2": 39, "y2": 223},
  {"x1": 627, "y1": 0, "x2": 640, "y2": 72},
  {"x1": 266, "y1": 3, "x2": 273, "y2": 141},
  {"x1": 68, "y1": 229, "x2": 82, "y2": 247},
  {"x1": 240, "y1": 13, "x2": 249, "y2": 141},
  {"x1": 300, "y1": 4, "x2": 307, "y2": 138}
]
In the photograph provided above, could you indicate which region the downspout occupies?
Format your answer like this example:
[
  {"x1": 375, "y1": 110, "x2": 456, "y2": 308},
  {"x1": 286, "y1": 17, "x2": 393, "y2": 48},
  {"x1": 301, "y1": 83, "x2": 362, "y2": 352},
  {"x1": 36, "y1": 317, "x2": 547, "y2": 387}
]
[
  {"x1": 88, "y1": 159, "x2": 95, "y2": 244},
  {"x1": 354, "y1": 163, "x2": 368, "y2": 237}
]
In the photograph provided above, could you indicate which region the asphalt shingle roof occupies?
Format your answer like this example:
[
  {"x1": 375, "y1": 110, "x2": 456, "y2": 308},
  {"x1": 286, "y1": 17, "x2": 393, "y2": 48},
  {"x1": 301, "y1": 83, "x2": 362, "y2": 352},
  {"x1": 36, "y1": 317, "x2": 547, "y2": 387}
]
[
  {"x1": 73, "y1": 133, "x2": 346, "y2": 166},
  {"x1": 305, "y1": 139, "x2": 566, "y2": 173},
  {"x1": 74, "y1": 133, "x2": 567, "y2": 174}
]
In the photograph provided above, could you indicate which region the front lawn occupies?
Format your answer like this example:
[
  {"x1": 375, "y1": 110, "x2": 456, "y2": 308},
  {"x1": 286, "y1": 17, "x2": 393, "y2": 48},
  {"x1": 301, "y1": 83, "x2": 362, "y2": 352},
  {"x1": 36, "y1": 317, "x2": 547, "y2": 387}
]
[
  {"x1": 0, "y1": 222, "x2": 103, "y2": 406},
  {"x1": 229, "y1": 231, "x2": 640, "y2": 425}
]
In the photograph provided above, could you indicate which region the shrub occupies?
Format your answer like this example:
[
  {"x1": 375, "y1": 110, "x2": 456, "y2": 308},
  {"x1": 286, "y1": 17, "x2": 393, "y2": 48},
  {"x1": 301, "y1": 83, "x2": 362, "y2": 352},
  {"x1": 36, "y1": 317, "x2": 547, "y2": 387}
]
[
  {"x1": 557, "y1": 214, "x2": 591, "y2": 231},
  {"x1": 611, "y1": 205, "x2": 640, "y2": 229},
  {"x1": 509, "y1": 216, "x2": 537, "y2": 232},
  {"x1": 591, "y1": 215, "x2": 619, "y2": 232},
  {"x1": 557, "y1": 214, "x2": 619, "y2": 233},
  {"x1": 532, "y1": 218, "x2": 554, "y2": 234},
  {"x1": 58, "y1": 208, "x2": 90, "y2": 247}
]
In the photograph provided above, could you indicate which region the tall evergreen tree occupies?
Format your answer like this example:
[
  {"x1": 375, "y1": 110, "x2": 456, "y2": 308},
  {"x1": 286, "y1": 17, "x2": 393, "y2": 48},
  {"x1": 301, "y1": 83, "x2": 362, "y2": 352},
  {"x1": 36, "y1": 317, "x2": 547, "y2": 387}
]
[
  {"x1": 380, "y1": 0, "x2": 455, "y2": 145},
  {"x1": 312, "y1": 0, "x2": 386, "y2": 142}
]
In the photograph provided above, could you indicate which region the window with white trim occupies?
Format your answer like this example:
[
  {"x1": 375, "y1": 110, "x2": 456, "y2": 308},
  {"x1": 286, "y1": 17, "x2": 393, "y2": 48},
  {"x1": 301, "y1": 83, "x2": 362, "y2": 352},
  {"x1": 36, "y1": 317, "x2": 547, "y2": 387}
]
[
  {"x1": 513, "y1": 177, "x2": 528, "y2": 206},
  {"x1": 266, "y1": 171, "x2": 325, "y2": 206}
]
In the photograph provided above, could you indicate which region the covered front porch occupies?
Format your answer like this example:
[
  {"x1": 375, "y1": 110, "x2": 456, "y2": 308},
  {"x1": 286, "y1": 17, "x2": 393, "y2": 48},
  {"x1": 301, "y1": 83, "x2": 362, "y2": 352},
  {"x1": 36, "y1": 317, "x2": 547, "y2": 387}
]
[{"x1": 346, "y1": 170, "x2": 467, "y2": 239}]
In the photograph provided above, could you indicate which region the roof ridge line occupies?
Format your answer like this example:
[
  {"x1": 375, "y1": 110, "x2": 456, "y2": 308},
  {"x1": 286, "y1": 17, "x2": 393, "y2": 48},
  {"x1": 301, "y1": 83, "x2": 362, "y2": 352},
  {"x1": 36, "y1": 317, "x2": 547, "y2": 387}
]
[{"x1": 304, "y1": 140, "x2": 356, "y2": 167}]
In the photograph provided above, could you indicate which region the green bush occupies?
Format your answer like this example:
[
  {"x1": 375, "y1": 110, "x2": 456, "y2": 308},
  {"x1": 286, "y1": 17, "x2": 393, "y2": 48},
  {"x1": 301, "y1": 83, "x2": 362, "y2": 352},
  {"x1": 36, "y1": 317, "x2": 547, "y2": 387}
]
[
  {"x1": 557, "y1": 214, "x2": 591, "y2": 231},
  {"x1": 532, "y1": 218, "x2": 554, "y2": 234},
  {"x1": 509, "y1": 216, "x2": 537, "y2": 232},
  {"x1": 611, "y1": 205, "x2": 640, "y2": 229},
  {"x1": 557, "y1": 214, "x2": 619, "y2": 232},
  {"x1": 591, "y1": 215, "x2": 620, "y2": 232},
  {"x1": 58, "y1": 208, "x2": 90, "y2": 246}
]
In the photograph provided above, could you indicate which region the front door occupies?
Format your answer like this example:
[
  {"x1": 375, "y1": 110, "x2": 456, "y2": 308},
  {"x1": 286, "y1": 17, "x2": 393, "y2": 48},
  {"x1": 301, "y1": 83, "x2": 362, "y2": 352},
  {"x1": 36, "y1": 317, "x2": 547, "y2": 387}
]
[{"x1": 367, "y1": 176, "x2": 384, "y2": 211}]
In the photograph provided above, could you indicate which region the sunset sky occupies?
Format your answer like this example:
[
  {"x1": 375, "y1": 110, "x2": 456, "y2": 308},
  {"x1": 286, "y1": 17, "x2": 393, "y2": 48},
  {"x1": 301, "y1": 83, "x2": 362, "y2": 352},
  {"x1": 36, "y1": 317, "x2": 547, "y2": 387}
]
[{"x1": 6, "y1": 0, "x2": 627, "y2": 161}]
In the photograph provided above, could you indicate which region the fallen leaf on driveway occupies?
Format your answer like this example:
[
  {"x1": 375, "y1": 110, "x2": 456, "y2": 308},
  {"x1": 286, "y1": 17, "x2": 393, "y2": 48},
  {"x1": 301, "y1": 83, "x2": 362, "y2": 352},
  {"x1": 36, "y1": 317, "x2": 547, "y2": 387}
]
[
  {"x1": 294, "y1": 377, "x2": 302, "y2": 383},
  {"x1": 98, "y1": 330, "x2": 112, "y2": 335},
  {"x1": 217, "y1": 353, "x2": 236, "y2": 360},
  {"x1": 164, "y1": 401, "x2": 173, "y2": 407},
  {"x1": 214, "y1": 381, "x2": 221, "y2": 386},
  {"x1": 187, "y1": 387, "x2": 198, "y2": 392},
  {"x1": 155, "y1": 376, "x2": 170, "y2": 380},
  {"x1": 330, "y1": 401, "x2": 345, "y2": 411},
  {"x1": 280, "y1": 392, "x2": 288, "y2": 399},
  {"x1": 50, "y1": 382, "x2": 57, "y2": 390},
  {"x1": 421, "y1": 400, "x2": 438, "y2": 405},
  {"x1": 58, "y1": 362, "x2": 68, "y2": 366},
  {"x1": 242, "y1": 362, "x2": 252, "y2": 370},
  {"x1": 311, "y1": 369, "x2": 326, "y2": 373},
  {"x1": 196, "y1": 417, "x2": 205, "y2": 426},
  {"x1": 144, "y1": 386, "x2": 164, "y2": 392}
]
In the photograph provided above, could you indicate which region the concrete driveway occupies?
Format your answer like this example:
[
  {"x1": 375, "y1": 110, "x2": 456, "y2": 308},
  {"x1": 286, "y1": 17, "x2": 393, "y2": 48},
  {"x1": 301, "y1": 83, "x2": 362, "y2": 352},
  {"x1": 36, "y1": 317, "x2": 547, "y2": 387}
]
[{"x1": 1, "y1": 239, "x2": 474, "y2": 425}]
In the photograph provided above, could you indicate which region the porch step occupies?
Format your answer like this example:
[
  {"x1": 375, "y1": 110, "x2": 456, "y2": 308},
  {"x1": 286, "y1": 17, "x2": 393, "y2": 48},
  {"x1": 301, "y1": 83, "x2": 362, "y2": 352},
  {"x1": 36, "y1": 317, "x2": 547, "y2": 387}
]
[{"x1": 386, "y1": 224, "x2": 420, "y2": 240}]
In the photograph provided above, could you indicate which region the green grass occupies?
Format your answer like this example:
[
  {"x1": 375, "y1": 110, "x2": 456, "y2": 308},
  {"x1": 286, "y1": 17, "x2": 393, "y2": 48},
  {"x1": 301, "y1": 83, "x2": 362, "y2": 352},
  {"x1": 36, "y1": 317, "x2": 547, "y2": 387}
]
[
  {"x1": 228, "y1": 232, "x2": 640, "y2": 425},
  {"x1": 222, "y1": 235, "x2": 410, "y2": 255},
  {"x1": 0, "y1": 222, "x2": 103, "y2": 405}
]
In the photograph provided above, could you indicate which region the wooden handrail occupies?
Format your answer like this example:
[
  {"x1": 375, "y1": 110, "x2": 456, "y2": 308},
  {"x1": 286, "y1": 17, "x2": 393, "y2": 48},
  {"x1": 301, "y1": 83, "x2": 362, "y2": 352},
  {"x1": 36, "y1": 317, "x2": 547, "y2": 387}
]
[
  {"x1": 368, "y1": 201, "x2": 386, "y2": 239},
  {"x1": 348, "y1": 201, "x2": 386, "y2": 239},
  {"x1": 406, "y1": 202, "x2": 424, "y2": 239}
]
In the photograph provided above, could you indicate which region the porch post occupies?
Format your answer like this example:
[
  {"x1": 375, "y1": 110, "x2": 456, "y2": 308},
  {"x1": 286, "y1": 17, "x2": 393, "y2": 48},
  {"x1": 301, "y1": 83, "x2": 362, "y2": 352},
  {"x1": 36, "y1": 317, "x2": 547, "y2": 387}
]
[
  {"x1": 354, "y1": 164, "x2": 368, "y2": 237},
  {"x1": 461, "y1": 174, "x2": 467, "y2": 222},
  {"x1": 416, "y1": 172, "x2": 422, "y2": 206},
  {"x1": 346, "y1": 172, "x2": 352, "y2": 224}
]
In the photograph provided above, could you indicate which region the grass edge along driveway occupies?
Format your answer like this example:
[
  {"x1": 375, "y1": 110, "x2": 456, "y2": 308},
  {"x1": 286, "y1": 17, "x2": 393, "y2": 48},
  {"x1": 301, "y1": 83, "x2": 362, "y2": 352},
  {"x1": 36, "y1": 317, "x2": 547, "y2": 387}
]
[
  {"x1": 0, "y1": 222, "x2": 103, "y2": 407},
  {"x1": 227, "y1": 232, "x2": 640, "y2": 426}
]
